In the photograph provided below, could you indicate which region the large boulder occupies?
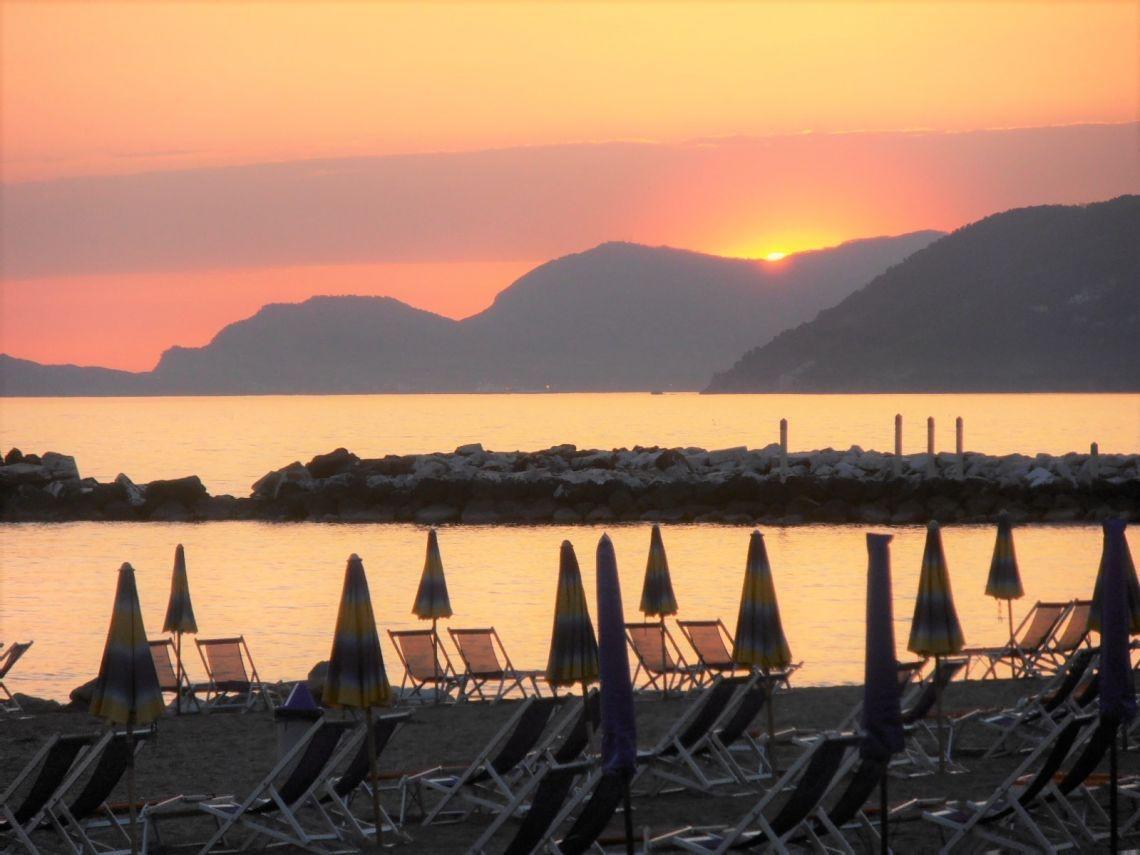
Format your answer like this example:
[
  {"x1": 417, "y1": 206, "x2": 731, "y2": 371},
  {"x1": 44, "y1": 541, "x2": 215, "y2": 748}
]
[
  {"x1": 145, "y1": 475, "x2": 208, "y2": 507},
  {"x1": 306, "y1": 448, "x2": 359, "y2": 479},
  {"x1": 306, "y1": 660, "x2": 329, "y2": 701},
  {"x1": 69, "y1": 678, "x2": 98, "y2": 708},
  {"x1": 41, "y1": 452, "x2": 80, "y2": 481},
  {"x1": 115, "y1": 473, "x2": 146, "y2": 506},
  {"x1": 0, "y1": 462, "x2": 51, "y2": 486}
]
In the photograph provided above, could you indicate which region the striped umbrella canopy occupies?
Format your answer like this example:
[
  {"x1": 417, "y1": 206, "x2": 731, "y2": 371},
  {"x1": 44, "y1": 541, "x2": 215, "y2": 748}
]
[
  {"x1": 412, "y1": 528, "x2": 453, "y2": 621},
  {"x1": 162, "y1": 544, "x2": 198, "y2": 634},
  {"x1": 545, "y1": 540, "x2": 600, "y2": 688},
  {"x1": 325, "y1": 554, "x2": 391, "y2": 709},
  {"x1": 90, "y1": 562, "x2": 164, "y2": 726},
  {"x1": 984, "y1": 512, "x2": 1024, "y2": 602},
  {"x1": 1089, "y1": 521, "x2": 1140, "y2": 635},
  {"x1": 907, "y1": 521, "x2": 965, "y2": 657},
  {"x1": 638, "y1": 524, "x2": 678, "y2": 619},
  {"x1": 731, "y1": 530, "x2": 792, "y2": 670}
]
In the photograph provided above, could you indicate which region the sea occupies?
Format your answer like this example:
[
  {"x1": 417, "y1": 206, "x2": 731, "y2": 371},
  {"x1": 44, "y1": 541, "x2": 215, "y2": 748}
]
[{"x1": 1, "y1": 392, "x2": 1137, "y2": 700}]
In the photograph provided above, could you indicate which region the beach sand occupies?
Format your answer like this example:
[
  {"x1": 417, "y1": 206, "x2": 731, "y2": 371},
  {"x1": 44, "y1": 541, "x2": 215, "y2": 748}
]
[{"x1": 4, "y1": 679, "x2": 1138, "y2": 852}]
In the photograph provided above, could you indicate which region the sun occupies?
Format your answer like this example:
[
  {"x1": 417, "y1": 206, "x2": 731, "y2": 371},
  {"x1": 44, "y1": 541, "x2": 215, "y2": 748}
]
[{"x1": 764, "y1": 251, "x2": 787, "y2": 262}]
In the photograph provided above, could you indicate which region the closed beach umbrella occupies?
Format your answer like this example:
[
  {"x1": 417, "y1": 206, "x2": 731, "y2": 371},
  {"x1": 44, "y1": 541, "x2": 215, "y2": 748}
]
[
  {"x1": 863, "y1": 534, "x2": 904, "y2": 853},
  {"x1": 412, "y1": 529, "x2": 453, "y2": 698},
  {"x1": 1089, "y1": 521, "x2": 1140, "y2": 634},
  {"x1": 90, "y1": 562, "x2": 163, "y2": 855},
  {"x1": 546, "y1": 540, "x2": 600, "y2": 699},
  {"x1": 1097, "y1": 520, "x2": 1136, "y2": 850},
  {"x1": 640, "y1": 525, "x2": 678, "y2": 698},
  {"x1": 324, "y1": 554, "x2": 391, "y2": 840},
  {"x1": 732, "y1": 530, "x2": 792, "y2": 759},
  {"x1": 162, "y1": 544, "x2": 198, "y2": 715},
  {"x1": 907, "y1": 520, "x2": 964, "y2": 772},
  {"x1": 984, "y1": 513, "x2": 1024, "y2": 677},
  {"x1": 596, "y1": 535, "x2": 637, "y2": 854}
]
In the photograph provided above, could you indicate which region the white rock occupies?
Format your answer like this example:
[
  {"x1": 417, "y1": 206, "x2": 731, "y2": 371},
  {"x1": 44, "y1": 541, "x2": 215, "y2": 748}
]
[
  {"x1": 115, "y1": 473, "x2": 146, "y2": 506},
  {"x1": 1026, "y1": 467, "x2": 1055, "y2": 487}
]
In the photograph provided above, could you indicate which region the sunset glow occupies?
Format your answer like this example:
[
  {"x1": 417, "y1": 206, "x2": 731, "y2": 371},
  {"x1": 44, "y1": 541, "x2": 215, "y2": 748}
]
[{"x1": 1, "y1": 1, "x2": 1136, "y2": 369}]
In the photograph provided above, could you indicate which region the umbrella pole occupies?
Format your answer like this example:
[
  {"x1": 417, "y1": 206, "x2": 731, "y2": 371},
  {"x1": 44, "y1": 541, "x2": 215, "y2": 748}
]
[
  {"x1": 879, "y1": 769, "x2": 888, "y2": 855},
  {"x1": 936, "y1": 655, "x2": 945, "y2": 774},
  {"x1": 660, "y1": 617, "x2": 668, "y2": 700},
  {"x1": 764, "y1": 669, "x2": 777, "y2": 771},
  {"x1": 432, "y1": 617, "x2": 441, "y2": 705},
  {"x1": 127, "y1": 726, "x2": 138, "y2": 855},
  {"x1": 1111, "y1": 729, "x2": 1119, "y2": 852},
  {"x1": 1007, "y1": 601, "x2": 1016, "y2": 679},
  {"x1": 175, "y1": 631, "x2": 183, "y2": 716},
  {"x1": 366, "y1": 706, "x2": 384, "y2": 846},
  {"x1": 622, "y1": 778, "x2": 635, "y2": 855}
]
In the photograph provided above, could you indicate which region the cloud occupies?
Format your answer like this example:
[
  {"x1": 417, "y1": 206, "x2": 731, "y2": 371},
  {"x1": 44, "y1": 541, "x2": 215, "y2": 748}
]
[{"x1": 2, "y1": 123, "x2": 1137, "y2": 280}]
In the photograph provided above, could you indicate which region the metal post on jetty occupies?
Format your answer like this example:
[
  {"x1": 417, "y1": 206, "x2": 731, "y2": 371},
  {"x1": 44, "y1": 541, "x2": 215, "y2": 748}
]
[
  {"x1": 893, "y1": 414, "x2": 903, "y2": 477},
  {"x1": 926, "y1": 417, "x2": 935, "y2": 455},
  {"x1": 955, "y1": 417, "x2": 964, "y2": 479},
  {"x1": 1090, "y1": 442, "x2": 1100, "y2": 480},
  {"x1": 779, "y1": 418, "x2": 788, "y2": 481}
]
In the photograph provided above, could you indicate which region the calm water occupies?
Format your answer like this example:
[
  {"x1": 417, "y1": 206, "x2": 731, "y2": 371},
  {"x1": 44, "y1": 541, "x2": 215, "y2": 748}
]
[
  {"x1": 0, "y1": 521, "x2": 1114, "y2": 701},
  {"x1": 0, "y1": 393, "x2": 1136, "y2": 496}
]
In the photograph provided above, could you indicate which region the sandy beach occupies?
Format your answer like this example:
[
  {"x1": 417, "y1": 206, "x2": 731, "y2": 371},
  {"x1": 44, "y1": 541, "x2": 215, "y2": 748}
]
[{"x1": 5, "y1": 677, "x2": 1139, "y2": 852}]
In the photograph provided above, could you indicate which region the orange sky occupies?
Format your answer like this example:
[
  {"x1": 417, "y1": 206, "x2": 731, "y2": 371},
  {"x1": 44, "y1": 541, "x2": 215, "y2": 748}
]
[{"x1": 1, "y1": 1, "x2": 1138, "y2": 369}]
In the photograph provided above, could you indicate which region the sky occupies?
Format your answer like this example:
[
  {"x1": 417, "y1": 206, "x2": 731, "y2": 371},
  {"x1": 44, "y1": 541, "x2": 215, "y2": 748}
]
[{"x1": 1, "y1": 1, "x2": 1138, "y2": 370}]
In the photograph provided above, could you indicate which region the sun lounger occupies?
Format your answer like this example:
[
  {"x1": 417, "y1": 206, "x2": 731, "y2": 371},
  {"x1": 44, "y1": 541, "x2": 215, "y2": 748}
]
[
  {"x1": 703, "y1": 675, "x2": 774, "y2": 785},
  {"x1": 0, "y1": 641, "x2": 33, "y2": 714},
  {"x1": 1035, "y1": 599, "x2": 1094, "y2": 675},
  {"x1": 148, "y1": 638, "x2": 200, "y2": 714},
  {"x1": 0, "y1": 731, "x2": 107, "y2": 853},
  {"x1": 923, "y1": 711, "x2": 1107, "y2": 852},
  {"x1": 963, "y1": 600, "x2": 1070, "y2": 679},
  {"x1": 409, "y1": 696, "x2": 562, "y2": 825},
  {"x1": 387, "y1": 628, "x2": 464, "y2": 704},
  {"x1": 649, "y1": 732, "x2": 863, "y2": 853},
  {"x1": 835, "y1": 660, "x2": 925, "y2": 733},
  {"x1": 676, "y1": 620, "x2": 751, "y2": 685},
  {"x1": 893, "y1": 657, "x2": 968, "y2": 775},
  {"x1": 195, "y1": 717, "x2": 357, "y2": 853},
  {"x1": 448, "y1": 627, "x2": 548, "y2": 702},
  {"x1": 625, "y1": 622, "x2": 703, "y2": 695},
  {"x1": 194, "y1": 636, "x2": 276, "y2": 712},
  {"x1": 811, "y1": 752, "x2": 891, "y2": 852}
]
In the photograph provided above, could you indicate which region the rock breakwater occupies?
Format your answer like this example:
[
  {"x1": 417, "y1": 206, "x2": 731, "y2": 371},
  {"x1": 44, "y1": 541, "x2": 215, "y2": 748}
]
[{"x1": 2, "y1": 443, "x2": 1137, "y2": 525}]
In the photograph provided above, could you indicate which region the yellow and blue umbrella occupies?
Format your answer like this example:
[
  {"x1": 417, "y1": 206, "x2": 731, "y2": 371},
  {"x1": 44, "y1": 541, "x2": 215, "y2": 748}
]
[
  {"x1": 638, "y1": 524, "x2": 678, "y2": 619},
  {"x1": 545, "y1": 540, "x2": 599, "y2": 690},
  {"x1": 732, "y1": 530, "x2": 792, "y2": 670},
  {"x1": 162, "y1": 544, "x2": 198, "y2": 715},
  {"x1": 1089, "y1": 522, "x2": 1140, "y2": 635},
  {"x1": 412, "y1": 528, "x2": 453, "y2": 622},
  {"x1": 90, "y1": 562, "x2": 163, "y2": 855},
  {"x1": 907, "y1": 520, "x2": 964, "y2": 772},
  {"x1": 324, "y1": 553, "x2": 390, "y2": 840},
  {"x1": 984, "y1": 513, "x2": 1024, "y2": 676}
]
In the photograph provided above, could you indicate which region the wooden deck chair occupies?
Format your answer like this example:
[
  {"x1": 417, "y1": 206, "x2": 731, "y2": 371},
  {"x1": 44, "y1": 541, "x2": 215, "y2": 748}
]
[
  {"x1": 1034, "y1": 599, "x2": 1094, "y2": 675},
  {"x1": 922, "y1": 712, "x2": 1102, "y2": 853},
  {"x1": 408, "y1": 696, "x2": 562, "y2": 825},
  {"x1": 977, "y1": 646, "x2": 1099, "y2": 757},
  {"x1": 448, "y1": 627, "x2": 546, "y2": 702},
  {"x1": 625, "y1": 623, "x2": 702, "y2": 695},
  {"x1": 148, "y1": 639, "x2": 200, "y2": 714},
  {"x1": 319, "y1": 711, "x2": 412, "y2": 845},
  {"x1": 963, "y1": 601, "x2": 1070, "y2": 680},
  {"x1": 0, "y1": 641, "x2": 33, "y2": 713},
  {"x1": 387, "y1": 629, "x2": 464, "y2": 704},
  {"x1": 0, "y1": 731, "x2": 107, "y2": 853},
  {"x1": 194, "y1": 636, "x2": 275, "y2": 712},
  {"x1": 42, "y1": 729, "x2": 153, "y2": 855},
  {"x1": 635, "y1": 676, "x2": 751, "y2": 794},
  {"x1": 676, "y1": 620, "x2": 751, "y2": 685},
  {"x1": 649, "y1": 733, "x2": 863, "y2": 853},
  {"x1": 195, "y1": 718, "x2": 357, "y2": 854}
]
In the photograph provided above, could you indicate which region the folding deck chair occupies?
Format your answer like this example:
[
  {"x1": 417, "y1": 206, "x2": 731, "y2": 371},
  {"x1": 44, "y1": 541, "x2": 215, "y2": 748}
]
[
  {"x1": 0, "y1": 641, "x2": 33, "y2": 714},
  {"x1": 809, "y1": 752, "x2": 891, "y2": 854},
  {"x1": 625, "y1": 623, "x2": 702, "y2": 695},
  {"x1": 893, "y1": 657, "x2": 969, "y2": 775},
  {"x1": 676, "y1": 620, "x2": 751, "y2": 685},
  {"x1": 448, "y1": 627, "x2": 547, "y2": 702},
  {"x1": 387, "y1": 629, "x2": 464, "y2": 704},
  {"x1": 835, "y1": 660, "x2": 925, "y2": 733},
  {"x1": 148, "y1": 639, "x2": 200, "y2": 714},
  {"x1": 194, "y1": 636, "x2": 276, "y2": 712},
  {"x1": 649, "y1": 733, "x2": 863, "y2": 853},
  {"x1": 0, "y1": 731, "x2": 107, "y2": 853},
  {"x1": 194, "y1": 718, "x2": 358, "y2": 854},
  {"x1": 923, "y1": 711, "x2": 1109, "y2": 852},
  {"x1": 1035, "y1": 600, "x2": 1094, "y2": 676},
  {"x1": 962, "y1": 600, "x2": 1070, "y2": 679},
  {"x1": 408, "y1": 696, "x2": 562, "y2": 825},
  {"x1": 702, "y1": 675, "x2": 775, "y2": 785}
]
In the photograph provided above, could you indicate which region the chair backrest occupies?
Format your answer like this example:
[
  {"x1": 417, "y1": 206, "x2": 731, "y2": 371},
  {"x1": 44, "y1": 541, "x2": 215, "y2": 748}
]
[
  {"x1": 679, "y1": 620, "x2": 735, "y2": 668},
  {"x1": 674, "y1": 678, "x2": 743, "y2": 750},
  {"x1": 552, "y1": 691, "x2": 601, "y2": 764},
  {"x1": 66, "y1": 730, "x2": 150, "y2": 821},
  {"x1": 901, "y1": 658, "x2": 966, "y2": 724},
  {"x1": 334, "y1": 714, "x2": 407, "y2": 797},
  {"x1": 0, "y1": 641, "x2": 33, "y2": 679},
  {"x1": 1053, "y1": 600, "x2": 1092, "y2": 652},
  {"x1": 502, "y1": 763, "x2": 592, "y2": 855},
  {"x1": 257, "y1": 720, "x2": 354, "y2": 813},
  {"x1": 148, "y1": 640, "x2": 180, "y2": 692},
  {"x1": 1018, "y1": 602, "x2": 1069, "y2": 650},
  {"x1": 389, "y1": 630, "x2": 448, "y2": 682},
  {"x1": 197, "y1": 637, "x2": 250, "y2": 685},
  {"x1": 896, "y1": 661, "x2": 925, "y2": 688},
  {"x1": 449, "y1": 628, "x2": 506, "y2": 677},
  {"x1": 473, "y1": 698, "x2": 560, "y2": 782},
  {"x1": 1056, "y1": 715, "x2": 1119, "y2": 796},
  {"x1": 715, "y1": 682, "x2": 768, "y2": 748},
  {"x1": 1014, "y1": 713, "x2": 1093, "y2": 808},
  {"x1": 4, "y1": 734, "x2": 95, "y2": 825},
  {"x1": 825, "y1": 754, "x2": 889, "y2": 829},
  {"x1": 553, "y1": 769, "x2": 627, "y2": 855},
  {"x1": 769, "y1": 735, "x2": 858, "y2": 837},
  {"x1": 1041, "y1": 647, "x2": 1097, "y2": 713},
  {"x1": 626, "y1": 623, "x2": 676, "y2": 673}
]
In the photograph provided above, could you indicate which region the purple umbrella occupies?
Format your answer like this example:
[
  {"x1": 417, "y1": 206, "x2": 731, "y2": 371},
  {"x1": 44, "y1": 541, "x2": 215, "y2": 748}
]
[
  {"x1": 1098, "y1": 519, "x2": 1136, "y2": 850},
  {"x1": 596, "y1": 534, "x2": 637, "y2": 854},
  {"x1": 863, "y1": 534, "x2": 905, "y2": 854}
]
